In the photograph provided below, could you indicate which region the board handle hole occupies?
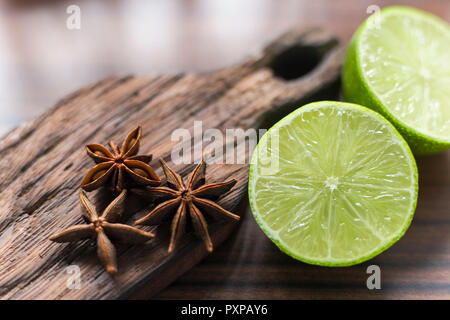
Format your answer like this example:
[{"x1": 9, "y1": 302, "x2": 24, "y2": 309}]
[{"x1": 268, "y1": 45, "x2": 321, "y2": 81}]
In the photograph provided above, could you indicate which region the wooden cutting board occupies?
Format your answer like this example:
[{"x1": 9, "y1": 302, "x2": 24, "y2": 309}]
[{"x1": 0, "y1": 27, "x2": 344, "y2": 299}]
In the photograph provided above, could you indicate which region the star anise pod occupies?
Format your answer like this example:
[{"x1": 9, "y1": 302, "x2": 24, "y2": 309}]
[
  {"x1": 134, "y1": 159, "x2": 240, "y2": 253},
  {"x1": 81, "y1": 126, "x2": 161, "y2": 193},
  {"x1": 50, "y1": 190, "x2": 155, "y2": 275}
]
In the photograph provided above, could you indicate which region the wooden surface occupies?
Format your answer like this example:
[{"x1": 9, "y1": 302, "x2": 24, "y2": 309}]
[
  {"x1": 156, "y1": 152, "x2": 450, "y2": 299},
  {"x1": 0, "y1": 28, "x2": 343, "y2": 299}
]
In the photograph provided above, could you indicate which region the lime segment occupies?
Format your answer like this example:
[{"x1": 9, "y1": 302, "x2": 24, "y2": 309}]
[
  {"x1": 249, "y1": 101, "x2": 418, "y2": 266},
  {"x1": 342, "y1": 6, "x2": 450, "y2": 154}
]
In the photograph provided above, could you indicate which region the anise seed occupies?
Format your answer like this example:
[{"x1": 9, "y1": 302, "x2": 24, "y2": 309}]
[
  {"x1": 133, "y1": 168, "x2": 149, "y2": 178},
  {"x1": 92, "y1": 169, "x2": 107, "y2": 181},
  {"x1": 128, "y1": 138, "x2": 137, "y2": 147}
]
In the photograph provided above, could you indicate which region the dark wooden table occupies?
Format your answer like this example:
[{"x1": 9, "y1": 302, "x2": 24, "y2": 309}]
[{"x1": 156, "y1": 152, "x2": 450, "y2": 299}]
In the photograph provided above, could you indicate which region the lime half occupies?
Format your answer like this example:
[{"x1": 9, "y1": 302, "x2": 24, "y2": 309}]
[
  {"x1": 249, "y1": 101, "x2": 418, "y2": 266},
  {"x1": 342, "y1": 6, "x2": 450, "y2": 155}
]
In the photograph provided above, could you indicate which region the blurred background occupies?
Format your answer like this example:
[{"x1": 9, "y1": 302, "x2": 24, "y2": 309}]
[{"x1": 1, "y1": 0, "x2": 449, "y2": 137}]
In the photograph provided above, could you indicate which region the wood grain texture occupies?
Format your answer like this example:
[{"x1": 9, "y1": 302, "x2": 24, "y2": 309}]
[
  {"x1": 156, "y1": 148, "x2": 450, "y2": 300},
  {"x1": 0, "y1": 27, "x2": 343, "y2": 299}
]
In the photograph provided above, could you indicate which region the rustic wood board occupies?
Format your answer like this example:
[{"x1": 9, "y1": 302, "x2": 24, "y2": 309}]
[
  {"x1": 0, "y1": 27, "x2": 343, "y2": 299},
  {"x1": 156, "y1": 152, "x2": 450, "y2": 299}
]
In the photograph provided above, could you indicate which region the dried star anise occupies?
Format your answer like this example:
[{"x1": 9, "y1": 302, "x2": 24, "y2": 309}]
[
  {"x1": 81, "y1": 126, "x2": 161, "y2": 193},
  {"x1": 134, "y1": 159, "x2": 240, "y2": 253},
  {"x1": 50, "y1": 190, "x2": 155, "y2": 275}
]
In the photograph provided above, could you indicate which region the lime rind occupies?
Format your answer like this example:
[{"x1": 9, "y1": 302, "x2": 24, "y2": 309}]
[
  {"x1": 248, "y1": 101, "x2": 418, "y2": 267},
  {"x1": 342, "y1": 6, "x2": 450, "y2": 155}
]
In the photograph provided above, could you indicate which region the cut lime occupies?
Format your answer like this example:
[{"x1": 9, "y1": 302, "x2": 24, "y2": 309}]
[
  {"x1": 342, "y1": 6, "x2": 450, "y2": 155},
  {"x1": 249, "y1": 101, "x2": 418, "y2": 266}
]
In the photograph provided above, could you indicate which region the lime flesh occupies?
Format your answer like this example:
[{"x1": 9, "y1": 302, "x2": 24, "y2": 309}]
[
  {"x1": 342, "y1": 6, "x2": 450, "y2": 155},
  {"x1": 249, "y1": 101, "x2": 418, "y2": 266}
]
